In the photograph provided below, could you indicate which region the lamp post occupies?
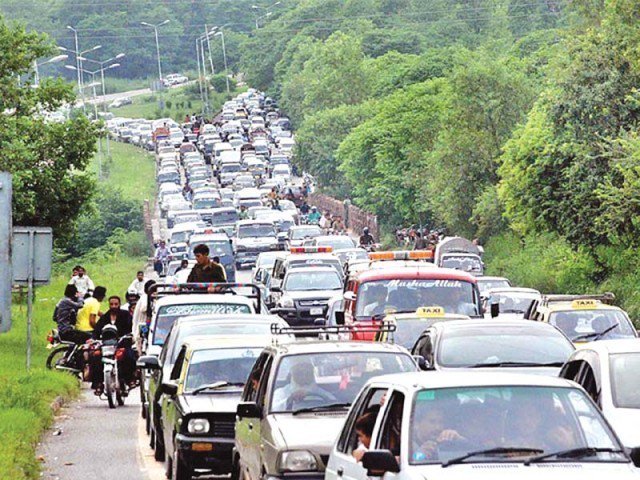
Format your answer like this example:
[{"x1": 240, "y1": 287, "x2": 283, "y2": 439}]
[
  {"x1": 195, "y1": 38, "x2": 205, "y2": 115},
  {"x1": 214, "y1": 30, "x2": 230, "y2": 94},
  {"x1": 33, "y1": 54, "x2": 68, "y2": 87},
  {"x1": 251, "y1": 1, "x2": 281, "y2": 29},
  {"x1": 65, "y1": 26, "x2": 82, "y2": 92},
  {"x1": 141, "y1": 20, "x2": 170, "y2": 89}
]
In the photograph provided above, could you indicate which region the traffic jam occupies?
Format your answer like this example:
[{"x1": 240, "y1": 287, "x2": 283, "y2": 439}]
[{"x1": 107, "y1": 89, "x2": 640, "y2": 480}]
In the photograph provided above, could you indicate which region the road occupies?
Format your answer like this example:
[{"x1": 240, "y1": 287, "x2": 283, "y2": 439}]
[
  {"x1": 39, "y1": 269, "x2": 254, "y2": 480},
  {"x1": 88, "y1": 81, "x2": 198, "y2": 105}
]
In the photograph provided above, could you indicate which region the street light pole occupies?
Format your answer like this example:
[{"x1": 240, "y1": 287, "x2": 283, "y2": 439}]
[
  {"x1": 141, "y1": 20, "x2": 170, "y2": 89},
  {"x1": 200, "y1": 37, "x2": 210, "y2": 114},
  {"x1": 67, "y1": 26, "x2": 82, "y2": 92},
  {"x1": 32, "y1": 54, "x2": 68, "y2": 87},
  {"x1": 204, "y1": 25, "x2": 216, "y2": 76},
  {"x1": 195, "y1": 39, "x2": 205, "y2": 116},
  {"x1": 251, "y1": 2, "x2": 281, "y2": 29},
  {"x1": 215, "y1": 31, "x2": 230, "y2": 94}
]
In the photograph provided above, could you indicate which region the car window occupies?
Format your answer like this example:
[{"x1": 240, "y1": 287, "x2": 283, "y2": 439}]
[
  {"x1": 550, "y1": 309, "x2": 636, "y2": 342},
  {"x1": 184, "y1": 348, "x2": 261, "y2": 392},
  {"x1": 338, "y1": 388, "x2": 387, "y2": 455},
  {"x1": 170, "y1": 347, "x2": 187, "y2": 381},
  {"x1": 609, "y1": 353, "x2": 640, "y2": 408},
  {"x1": 244, "y1": 353, "x2": 269, "y2": 402},
  {"x1": 284, "y1": 271, "x2": 342, "y2": 291},
  {"x1": 378, "y1": 391, "x2": 405, "y2": 456}
]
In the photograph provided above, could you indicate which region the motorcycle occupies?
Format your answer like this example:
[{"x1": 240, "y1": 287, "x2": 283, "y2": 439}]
[
  {"x1": 96, "y1": 325, "x2": 136, "y2": 409},
  {"x1": 46, "y1": 329, "x2": 91, "y2": 379}
]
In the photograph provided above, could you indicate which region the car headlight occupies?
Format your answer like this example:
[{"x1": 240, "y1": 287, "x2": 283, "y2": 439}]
[
  {"x1": 187, "y1": 418, "x2": 210, "y2": 434},
  {"x1": 277, "y1": 450, "x2": 319, "y2": 473},
  {"x1": 280, "y1": 296, "x2": 294, "y2": 308}
]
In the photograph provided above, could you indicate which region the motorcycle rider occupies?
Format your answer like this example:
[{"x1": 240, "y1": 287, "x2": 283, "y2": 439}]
[
  {"x1": 300, "y1": 200, "x2": 310, "y2": 216},
  {"x1": 359, "y1": 227, "x2": 375, "y2": 248},
  {"x1": 91, "y1": 296, "x2": 135, "y2": 393},
  {"x1": 76, "y1": 286, "x2": 107, "y2": 337},
  {"x1": 53, "y1": 284, "x2": 88, "y2": 344},
  {"x1": 307, "y1": 206, "x2": 321, "y2": 224},
  {"x1": 154, "y1": 240, "x2": 171, "y2": 275}
]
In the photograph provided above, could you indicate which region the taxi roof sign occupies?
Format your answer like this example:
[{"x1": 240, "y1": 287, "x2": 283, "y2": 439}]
[
  {"x1": 289, "y1": 246, "x2": 333, "y2": 254},
  {"x1": 571, "y1": 299, "x2": 598, "y2": 309},
  {"x1": 416, "y1": 306, "x2": 445, "y2": 317},
  {"x1": 369, "y1": 250, "x2": 433, "y2": 261}
]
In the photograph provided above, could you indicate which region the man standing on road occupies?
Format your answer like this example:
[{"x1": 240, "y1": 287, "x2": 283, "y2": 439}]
[
  {"x1": 187, "y1": 244, "x2": 226, "y2": 284},
  {"x1": 68, "y1": 266, "x2": 95, "y2": 298},
  {"x1": 128, "y1": 271, "x2": 146, "y2": 296},
  {"x1": 76, "y1": 286, "x2": 107, "y2": 336}
]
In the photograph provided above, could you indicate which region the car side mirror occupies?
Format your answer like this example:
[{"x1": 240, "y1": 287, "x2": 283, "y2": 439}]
[
  {"x1": 237, "y1": 402, "x2": 263, "y2": 419},
  {"x1": 413, "y1": 355, "x2": 431, "y2": 371},
  {"x1": 160, "y1": 381, "x2": 178, "y2": 395},
  {"x1": 343, "y1": 291, "x2": 356, "y2": 302},
  {"x1": 137, "y1": 355, "x2": 162, "y2": 370},
  {"x1": 334, "y1": 310, "x2": 345, "y2": 326},
  {"x1": 362, "y1": 450, "x2": 400, "y2": 476},
  {"x1": 490, "y1": 302, "x2": 500, "y2": 318},
  {"x1": 628, "y1": 447, "x2": 640, "y2": 468}
]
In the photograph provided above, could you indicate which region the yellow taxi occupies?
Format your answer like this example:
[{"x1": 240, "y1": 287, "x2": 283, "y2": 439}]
[
  {"x1": 374, "y1": 306, "x2": 470, "y2": 349},
  {"x1": 525, "y1": 293, "x2": 638, "y2": 344}
]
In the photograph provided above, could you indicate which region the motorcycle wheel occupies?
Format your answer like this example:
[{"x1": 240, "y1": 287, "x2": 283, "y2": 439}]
[
  {"x1": 105, "y1": 371, "x2": 116, "y2": 409},
  {"x1": 116, "y1": 381, "x2": 125, "y2": 406},
  {"x1": 46, "y1": 346, "x2": 68, "y2": 370}
]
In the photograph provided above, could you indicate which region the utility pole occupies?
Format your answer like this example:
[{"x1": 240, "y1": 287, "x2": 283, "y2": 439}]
[
  {"x1": 0, "y1": 173, "x2": 11, "y2": 333},
  {"x1": 215, "y1": 31, "x2": 230, "y2": 94},
  {"x1": 196, "y1": 39, "x2": 205, "y2": 116}
]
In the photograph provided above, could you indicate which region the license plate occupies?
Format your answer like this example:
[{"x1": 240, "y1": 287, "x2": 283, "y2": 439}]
[{"x1": 310, "y1": 307, "x2": 323, "y2": 316}]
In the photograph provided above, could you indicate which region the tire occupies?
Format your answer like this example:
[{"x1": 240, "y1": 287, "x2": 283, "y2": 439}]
[
  {"x1": 154, "y1": 423, "x2": 165, "y2": 461},
  {"x1": 116, "y1": 388, "x2": 125, "y2": 406},
  {"x1": 46, "y1": 346, "x2": 70, "y2": 370},
  {"x1": 105, "y1": 372, "x2": 116, "y2": 409},
  {"x1": 230, "y1": 455, "x2": 241, "y2": 480},
  {"x1": 172, "y1": 447, "x2": 192, "y2": 480}
]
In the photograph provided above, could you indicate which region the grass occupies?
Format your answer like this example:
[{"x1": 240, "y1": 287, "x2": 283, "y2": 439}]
[
  {"x1": 91, "y1": 140, "x2": 156, "y2": 203},
  {"x1": 103, "y1": 77, "x2": 153, "y2": 95},
  {"x1": 0, "y1": 254, "x2": 146, "y2": 480}
]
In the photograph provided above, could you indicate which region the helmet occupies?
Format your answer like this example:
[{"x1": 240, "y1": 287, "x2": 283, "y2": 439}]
[
  {"x1": 311, "y1": 206, "x2": 317, "y2": 211},
  {"x1": 363, "y1": 227, "x2": 369, "y2": 234},
  {"x1": 100, "y1": 324, "x2": 119, "y2": 342}
]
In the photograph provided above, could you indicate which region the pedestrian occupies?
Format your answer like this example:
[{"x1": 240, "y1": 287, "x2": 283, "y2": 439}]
[
  {"x1": 128, "y1": 271, "x2": 146, "y2": 296},
  {"x1": 76, "y1": 286, "x2": 107, "y2": 336},
  {"x1": 187, "y1": 244, "x2": 226, "y2": 283},
  {"x1": 68, "y1": 266, "x2": 95, "y2": 298},
  {"x1": 53, "y1": 284, "x2": 87, "y2": 344},
  {"x1": 413, "y1": 231, "x2": 427, "y2": 250}
]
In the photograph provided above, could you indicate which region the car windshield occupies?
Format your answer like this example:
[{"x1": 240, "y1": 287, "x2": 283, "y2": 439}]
[
  {"x1": 336, "y1": 250, "x2": 369, "y2": 263},
  {"x1": 184, "y1": 348, "x2": 262, "y2": 392},
  {"x1": 610, "y1": 353, "x2": 640, "y2": 408},
  {"x1": 238, "y1": 224, "x2": 275, "y2": 238},
  {"x1": 211, "y1": 211, "x2": 238, "y2": 225},
  {"x1": 409, "y1": 386, "x2": 623, "y2": 465},
  {"x1": 549, "y1": 309, "x2": 636, "y2": 342},
  {"x1": 174, "y1": 214, "x2": 200, "y2": 225},
  {"x1": 441, "y1": 255, "x2": 483, "y2": 273},
  {"x1": 270, "y1": 352, "x2": 415, "y2": 413},
  {"x1": 153, "y1": 303, "x2": 251, "y2": 345},
  {"x1": 490, "y1": 292, "x2": 539, "y2": 314},
  {"x1": 437, "y1": 325, "x2": 573, "y2": 367},
  {"x1": 318, "y1": 237, "x2": 355, "y2": 250},
  {"x1": 171, "y1": 231, "x2": 191, "y2": 244},
  {"x1": 284, "y1": 271, "x2": 342, "y2": 291},
  {"x1": 356, "y1": 279, "x2": 480, "y2": 318},
  {"x1": 386, "y1": 318, "x2": 447, "y2": 349},
  {"x1": 188, "y1": 241, "x2": 232, "y2": 259},
  {"x1": 194, "y1": 198, "x2": 219, "y2": 209},
  {"x1": 221, "y1": 164, "x2": 241, "y2": 173},
  {"x1": 291, "y1": 227, "x2": 322, "y2": 240}
]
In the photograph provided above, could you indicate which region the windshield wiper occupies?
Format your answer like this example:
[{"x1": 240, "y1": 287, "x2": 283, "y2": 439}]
[
  {"x1": 524, "y1": 447, "x2": 626, "y2": 465},
  {"x1": 442, "y1": 447, "x2": 543, "y2": 467},
  {"x1": 192, "y1": 381, "x2": 245, "y2": 395},
  {"x1": 572, "y1": 323, "x2": 619, "y2": 342},
  {"x1": 468, "y1": 361, "x2": 565, "y2": 368},
  {"x1": 292, "y1": 402, "x2": 351, "y2": 416}
]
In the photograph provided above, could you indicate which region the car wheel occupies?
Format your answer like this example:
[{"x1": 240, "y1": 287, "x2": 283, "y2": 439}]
[
  {"x1": 154, "y1": 424, "x2": 165, "y2": 461},
  {"x1": 172, "y1": 446, "x2": 192, "y2": 480},
  {"x1": 231, "y1": 454, "x2": 241, "y2": 480}
]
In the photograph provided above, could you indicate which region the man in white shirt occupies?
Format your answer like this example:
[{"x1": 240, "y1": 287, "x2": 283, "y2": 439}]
[
  {"x1": 128, "y1": 271, "x2": 146, "y2": 296},
  {"x1": 272, "y1": 362, "x2": 335, "y2": 412},
  {"x1": 68, "y1": 266, "x2": 95, "y2": 298}
]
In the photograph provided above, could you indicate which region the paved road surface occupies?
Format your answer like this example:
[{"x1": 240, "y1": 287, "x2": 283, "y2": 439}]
[{"x1": 38, "y1": 271, "x2": 252, "y2": 480}]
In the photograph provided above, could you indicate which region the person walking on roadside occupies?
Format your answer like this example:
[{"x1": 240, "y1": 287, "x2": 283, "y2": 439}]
[
  {"x1": 76, "y1": 286, "x2": 107, "y2": 336},
  {"x1": 128, "y1": 271, "x2": 146, "y2": 296},
  {"x1": 68, "y1": 266, "x2": 95, "y2": 298},
  {"x1": 187, "y1": 244, "x2": 226, "y2": 284},
  {"x1": 54, "y1": 285, "x2": 87, "y2": 344}
]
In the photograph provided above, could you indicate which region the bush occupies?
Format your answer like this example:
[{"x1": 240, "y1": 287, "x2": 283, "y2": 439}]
[
  {"x1": 209, "y1": 73, "x2": 230, "y2": 93},
  {"x1": 165, "y1": 100, "x2": 173, "y2": 109}
]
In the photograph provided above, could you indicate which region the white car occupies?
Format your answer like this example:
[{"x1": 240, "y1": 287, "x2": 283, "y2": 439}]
[
  {"x1": 560, "y1": 339, "x2": 640, "y2": 448},
  {"x1": 326, "y1": 371, "x2": 640, "y2": 480}
]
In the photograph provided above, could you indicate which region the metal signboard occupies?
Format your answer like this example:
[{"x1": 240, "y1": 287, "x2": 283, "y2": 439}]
[{"x1": 12, "y1": 227, "x2": 53, "y2": 285}]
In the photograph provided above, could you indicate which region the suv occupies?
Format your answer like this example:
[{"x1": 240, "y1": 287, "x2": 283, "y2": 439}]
[
  {"x1": 234, "y1": 220, "x2": 279, "y2": 269},
  {"x1": 233, "y1": 337, "x2": 417, "y2": 480},
  {"x1": 524, "y1": 293, "x2": 637, "y2": 344}
]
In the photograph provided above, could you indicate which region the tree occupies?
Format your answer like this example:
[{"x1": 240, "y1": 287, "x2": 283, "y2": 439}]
[{"x1": 0, "y1": 16, "x2": 98, "y2": 241}]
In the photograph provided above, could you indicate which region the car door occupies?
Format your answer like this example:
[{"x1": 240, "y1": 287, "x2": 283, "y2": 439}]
[
  {"x1": 372, "y1": 390, "x2": 406, "y2": 480},
  {"x1": 251, "y1": 355, "x2": 275, "y2": 480},
  {"x1": 161, "y1": 346, "x2": 188, "y2": 451},
  {"x1": 326, "y1": 387, "x2": 389, "y2": 480},
  {"x1": 236, "y1": 352, "x2": 271, "y2": 480}
]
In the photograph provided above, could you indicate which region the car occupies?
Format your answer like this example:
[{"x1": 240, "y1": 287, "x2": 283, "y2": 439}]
[
  {"x1": 483, "y1": 287, "x2": 541, "y2": 320},
  {"x1": 309, "y1": 235, "x2": 356, "y2": 251},
  {"x1": 374, "y1": 307, "x2": 470, "y2": 349},
  {"x1": 233, "y1": 338, "x2": 418, "y2": 480},
  {"x1": 286, "y1": 225, "x2": 323, "y2": 248},
  {"x1": 234, "y1": 220, "x2": 279, "y2": 269},
  {"x1": 559, "y1": 339, "x2": 640, "y2": 448},
  {"x1": 411, "y1": 319, "x2": 574, "y2": 375},
  {"x1": 207, "y1": 207, "x2": 239, "y2": 238},
  {"x1": 252, "y1": 251, "x2": 286, "y2": 285},
  {"x1": 333, "y1": 248, "x2": 369, "y2": 266},
  {"x1": 272, "y1": 266, "x2": 344, "y2": 327},
  {"x1": 325, "y1": 371, "x2": 640, "y2": 480},
  {"x1": 157, "y1": 336, "x2": 269, "y2": 479},
  {"x1": 525, "y1": 293, "x2": 638, "y2": 344}
]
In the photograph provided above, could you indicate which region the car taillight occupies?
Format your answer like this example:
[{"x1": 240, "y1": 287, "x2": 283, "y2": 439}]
[
  {"x1": 93, "y1": 349, "x2": 102, "y2": 357},
  {"x1": 115, "y1": 348, "x2": 126, "y2": 361}
]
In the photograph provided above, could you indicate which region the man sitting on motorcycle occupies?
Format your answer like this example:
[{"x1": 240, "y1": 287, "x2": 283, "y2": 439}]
[
  {"x1": 153, "y1": 240, "x2": 171, "y2": 275},
  {"x1": 91, "y1": 296, "x2": 136, "y2": 394},
  {"x1": 307, "y1": 206, "x2": 321, "y2": 224},
  {"x1": 359, "y1": 227, "x2": 375, "y2": 249},
  {"x1": 54, "y1": 284, "x2": 88, "y2": 344}
]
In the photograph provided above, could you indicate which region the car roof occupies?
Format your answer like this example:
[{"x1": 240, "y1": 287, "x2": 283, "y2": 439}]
[
  {"x1": 265, "y1": 340, "x2": 411, "y2": 356},
  {"x1": 285, "y1": 253, "x2": 339, "y2": 262},
  {"x1": 237, "y1": 219, "x2": 274, "y2": 226},
  {"x1": 285, "y1": 266, "x2": 340, "y2": 275},
  {"x1": 476, "y1": 276, "x2": 510, "y2": 282},
  {"x1": 574, "y1": 338, "x2": 640, "y2": 355},
  {"x1": 486, "y1": 287, "x2": 540, "y2": 295},
  {"x1": 155, "y1": 294, "x2": 253, "y2": 307},
  {"x1": 183, "y1": 334, "x2": 273, "y2": 352},
  {"x1": 356, "y1": 266, "x2": 477, "y2": 283},
  {"x1": 369, "y1": 371, "x2": 577, "y2": 390},
  {"x1": 316, "y1": 235, "x2": 353, "y2": 241},
  {"x1": 175, "y1": 313, "x2": 285, "y2": 325},
  {"x1": 431, "y1": 318, "x2": 563, "y2": 333},
  {"x1": 189, "y1": 233, "x2": 230, "y2": 242}
]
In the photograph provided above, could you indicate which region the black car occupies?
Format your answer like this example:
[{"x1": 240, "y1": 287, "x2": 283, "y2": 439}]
[{"x1": 146, "y1": 337, "x2": 266, "y2": 480}]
